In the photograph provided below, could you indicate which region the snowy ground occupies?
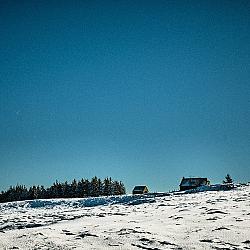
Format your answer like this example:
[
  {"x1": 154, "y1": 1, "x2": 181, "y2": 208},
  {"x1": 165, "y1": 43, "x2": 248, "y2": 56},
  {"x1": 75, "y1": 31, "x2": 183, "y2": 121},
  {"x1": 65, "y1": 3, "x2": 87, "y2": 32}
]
[{"x1": 0, "y1": 185, "x2": 250, "y2": 250}]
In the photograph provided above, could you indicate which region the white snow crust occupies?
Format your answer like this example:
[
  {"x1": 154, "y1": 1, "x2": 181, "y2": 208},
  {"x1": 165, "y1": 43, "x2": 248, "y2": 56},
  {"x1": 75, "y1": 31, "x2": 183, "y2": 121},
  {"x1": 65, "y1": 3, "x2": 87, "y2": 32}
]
[{"x1": 0, "y1": 184, "x2": 250, "y2": 249}]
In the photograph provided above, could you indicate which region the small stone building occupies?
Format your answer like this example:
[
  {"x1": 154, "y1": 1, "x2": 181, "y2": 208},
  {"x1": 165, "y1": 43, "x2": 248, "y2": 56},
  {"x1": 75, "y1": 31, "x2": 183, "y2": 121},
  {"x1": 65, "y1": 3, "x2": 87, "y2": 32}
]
[
  {"x1": 179, "y1": 177, "x2": 210, "y2": 191},
  {"x1": 132, "y1": 185, "x2": 149, "y2": 195}
]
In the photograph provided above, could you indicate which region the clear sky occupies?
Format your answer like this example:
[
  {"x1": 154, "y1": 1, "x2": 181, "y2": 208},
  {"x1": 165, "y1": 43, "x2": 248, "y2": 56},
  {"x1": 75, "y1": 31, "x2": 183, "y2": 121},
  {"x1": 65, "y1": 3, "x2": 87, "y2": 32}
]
[{"x1": 0, "y1": 1, "x2": 250, "y2": 193}]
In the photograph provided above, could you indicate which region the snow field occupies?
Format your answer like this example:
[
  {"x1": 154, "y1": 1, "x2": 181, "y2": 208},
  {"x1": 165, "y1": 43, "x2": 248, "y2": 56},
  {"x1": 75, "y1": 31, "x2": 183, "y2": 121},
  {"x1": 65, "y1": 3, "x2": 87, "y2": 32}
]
[{"x1": 0, "y1": 185, "x2": 250, "y2": 249}]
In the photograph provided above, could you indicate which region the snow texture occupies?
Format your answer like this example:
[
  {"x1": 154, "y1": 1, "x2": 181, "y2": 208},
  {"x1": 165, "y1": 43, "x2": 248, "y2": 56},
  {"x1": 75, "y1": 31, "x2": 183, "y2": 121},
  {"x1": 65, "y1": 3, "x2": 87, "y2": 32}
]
[{"x1": 0, "y1": 184, "x2": 250, "y2": 249}]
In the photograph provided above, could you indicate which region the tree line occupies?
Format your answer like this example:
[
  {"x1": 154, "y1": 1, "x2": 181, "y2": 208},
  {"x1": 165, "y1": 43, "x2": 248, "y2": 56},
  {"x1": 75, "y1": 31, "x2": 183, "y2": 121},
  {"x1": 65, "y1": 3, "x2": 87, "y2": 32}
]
[{"x1": 0, "y1": 177, "x2": 126, "y2": 203}]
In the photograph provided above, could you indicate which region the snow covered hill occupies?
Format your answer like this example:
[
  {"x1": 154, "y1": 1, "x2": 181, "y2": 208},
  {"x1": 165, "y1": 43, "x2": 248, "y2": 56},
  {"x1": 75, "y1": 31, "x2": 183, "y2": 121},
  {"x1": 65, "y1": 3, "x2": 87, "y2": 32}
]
[{"x1": 0, "y1": 184, "x2": 250, "y2": 249}]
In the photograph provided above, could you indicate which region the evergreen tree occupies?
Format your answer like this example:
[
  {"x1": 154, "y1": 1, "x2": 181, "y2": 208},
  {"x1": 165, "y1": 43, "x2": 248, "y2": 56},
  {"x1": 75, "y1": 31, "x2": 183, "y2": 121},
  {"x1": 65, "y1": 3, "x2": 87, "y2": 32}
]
[
  {"x1": 90, "y1": 176, "x2": 99, "y2": 197},
  {"x1": 77, "y1": 179, "x2": 85, "y2": 197},
  {"x1": 28, "y1": 186, "x2": 38, "y2": 200},
  {"x1": 103, "y1": 177, "x2": 111, "y2": 196},
  {"x1": 62, "y1": 181, "x2": 70, "y2": 198},
  {"x1": 113, "y1": 181, "x2": 120, "y2": 195},
  {"x1": 0, "y1": 176, "x2": 126, "y2": 203},
  {"x1": 223, "y1": 174, "x2": 233, "y2": 184},
  {"x1": 40, "y1": 185, "x2": 47, "y2": 199},
  {"x1": 119, "y1": 181, "x2": 126, "y2": 195},
  {"x1": 82, "y1": 179, "x2": 90, "y2": 197},
  {"x1": 97, "y1": 178, "x2": 103, "y2": 196},
  {"x1": 70, "y1": 179, "x2": 78, "y2": 198}
]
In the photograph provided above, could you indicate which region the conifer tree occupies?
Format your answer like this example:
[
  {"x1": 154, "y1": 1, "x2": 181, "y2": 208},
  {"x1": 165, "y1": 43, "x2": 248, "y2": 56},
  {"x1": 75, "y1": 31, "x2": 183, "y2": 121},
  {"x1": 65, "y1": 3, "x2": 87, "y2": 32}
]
[
  {"x1": 82, "y1": 179, "x2": 90, "y2": 197},
  {"x1": 70, "y1": 179, "x2": 78, "y2": 198},
  {"x1": 0, "y1": 176, "x2": 126, "y2": 203},
  {"x1": 223, "y1": 174, "x2": 233, "y2": 184},
  {"x1": 103, "y1": 177, "x2": 111, "y2": 196},
  {"x1": 90, "y1": 176, "x2": 99, "y2": 197},
  {"x1": 97, "y1": 178, "x2": 103, "y2": 196}
]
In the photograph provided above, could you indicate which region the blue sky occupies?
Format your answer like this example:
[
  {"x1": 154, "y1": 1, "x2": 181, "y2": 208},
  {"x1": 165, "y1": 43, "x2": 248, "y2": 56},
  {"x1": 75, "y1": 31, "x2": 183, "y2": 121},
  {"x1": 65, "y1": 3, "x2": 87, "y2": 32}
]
[{"x1": 0, "y1": 1, "x2": 250, "y2": 192}]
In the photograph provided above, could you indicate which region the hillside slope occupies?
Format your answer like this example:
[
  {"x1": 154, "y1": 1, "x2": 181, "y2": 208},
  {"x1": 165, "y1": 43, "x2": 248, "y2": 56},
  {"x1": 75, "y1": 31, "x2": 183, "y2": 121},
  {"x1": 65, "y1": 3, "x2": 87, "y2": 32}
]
[{"x1": 0, "y1": 185, "x2": 250, "y2": 249}]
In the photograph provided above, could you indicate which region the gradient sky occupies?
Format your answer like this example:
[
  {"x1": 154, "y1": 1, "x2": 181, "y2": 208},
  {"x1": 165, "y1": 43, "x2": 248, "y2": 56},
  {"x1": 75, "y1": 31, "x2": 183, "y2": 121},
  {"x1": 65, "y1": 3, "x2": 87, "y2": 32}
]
[{"x1": 0, "y1": 1, "x2": 250, "y2": 192}]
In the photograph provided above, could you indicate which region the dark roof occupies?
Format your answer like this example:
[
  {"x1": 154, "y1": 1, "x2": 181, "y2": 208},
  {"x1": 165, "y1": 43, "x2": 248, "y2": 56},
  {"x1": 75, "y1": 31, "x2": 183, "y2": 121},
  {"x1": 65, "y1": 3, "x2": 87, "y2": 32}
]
[
  {"x1": 133, "y1": 185, "x2": 147, "y2": 191},
  {"x1": 180, "y1": 177, "x2": 208, "y2": 187}
]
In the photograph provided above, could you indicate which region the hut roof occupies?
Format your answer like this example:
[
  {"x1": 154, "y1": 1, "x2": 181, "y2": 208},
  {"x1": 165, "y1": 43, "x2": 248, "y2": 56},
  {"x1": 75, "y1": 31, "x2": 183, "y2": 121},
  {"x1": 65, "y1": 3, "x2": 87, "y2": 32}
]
[
  {"x1": 180, "y1": 177, "x2": 208, "y2": 187},
  {"x1": 133, "y1": 185, "x2": 148, "y2": 191}
]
